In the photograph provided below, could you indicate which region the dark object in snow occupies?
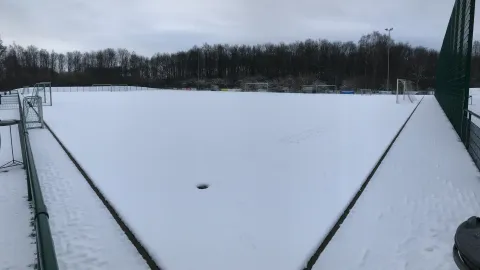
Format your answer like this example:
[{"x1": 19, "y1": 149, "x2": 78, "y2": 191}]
[
  {"x1": 196, "y1": 184, "x2": 209, "y2": 190},
  {"x1": 454, "y1": 216, "x2": 480, "y2": 269}
]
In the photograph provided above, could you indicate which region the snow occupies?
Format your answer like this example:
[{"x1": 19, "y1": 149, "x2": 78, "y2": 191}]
[
  {"x1": 0, "y1": 109, "x2": 36, "y2": 269},
  {"x1": 42, "y1": 90, "x2": 416, "y2": 270},
  {"x1": 28, "y1": 128, "x2": 149, "y2": 270},
  {"x1": 469, "y1": 88, "x2": 480, "y2": 120},
  {"x1": 313, "y1": 96, "x2": 480, "y2": 270}
]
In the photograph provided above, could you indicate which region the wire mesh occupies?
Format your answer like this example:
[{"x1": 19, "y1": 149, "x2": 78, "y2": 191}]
[
  {"x1": 23, "y1": 96, "x2": 43, "y2": 129},
  {"x1": 436, "y1": 0, "x2": 476, "y2": 141}
]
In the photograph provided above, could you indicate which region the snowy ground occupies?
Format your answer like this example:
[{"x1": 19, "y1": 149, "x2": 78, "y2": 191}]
[
  {"x1": 0, "y1": 109, "x2": 35, "y2": 269},
  {"x1": 469, "y1": 88, "x2": 480, "y2": 125},
  {"x1": 28, "y1": 128, "x2": 149, "y2": 270},
  {"x1": 469, "y1": 88, "x2": 480, "y2": 108},
  {"x1": 42, "y1": 90, "x2": 416, "y2": 270},
  {"x1": 314, "y1": 96, "x2": 480, "y2": 270}
]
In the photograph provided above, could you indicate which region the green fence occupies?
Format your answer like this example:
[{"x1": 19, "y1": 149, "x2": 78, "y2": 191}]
[
  {"x1": 436, "y1": 0, "x2": 476, "y2": 141},
  {"x1": 16, "y1": 93, "x2": 59, "y2": 270}
]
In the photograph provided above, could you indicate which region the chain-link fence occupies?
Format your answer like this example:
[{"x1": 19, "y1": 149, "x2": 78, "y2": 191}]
[
  {"x1": 49, "y1": 85, "x2": 160, "y2": 92},
  {"x1": 436, "y1": 0, "x2": 476, "y2": 141}
]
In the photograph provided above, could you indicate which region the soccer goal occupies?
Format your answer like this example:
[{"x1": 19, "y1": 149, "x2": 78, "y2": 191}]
[
  {"x1": 23, "y1": 96, "x2": 44, "y2": 129},
  {"x1": 33, "y1": 82, "x2": 52, "y2": 106},
  {"x1": 396, "y1": 79, "x2": 417, "y2": 103},
  {"x1": 244, "y1": 83, "x2": 269, "y2": 92}
]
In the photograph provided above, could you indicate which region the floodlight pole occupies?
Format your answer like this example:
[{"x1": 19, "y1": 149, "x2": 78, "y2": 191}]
[
  {"x1": 197, "y1": 49, "x2": 201, "y2": 90},
  {"x1": 385, "y1": 28, "x2": 393, "y2": 91}
]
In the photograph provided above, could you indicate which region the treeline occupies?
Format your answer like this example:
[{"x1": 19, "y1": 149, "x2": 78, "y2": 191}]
[{"x1": 1, "y1": 31, "x2": 479, "y2": 91}]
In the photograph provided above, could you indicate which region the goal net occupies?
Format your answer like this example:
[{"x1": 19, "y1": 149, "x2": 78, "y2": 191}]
[
  {"x1": 396, "y1": 79, "x2": 417, "y2": 103},
  {"x1": 33, "y1": 82, "x2": 52, "y2": 106},
  {"x1": 23, "y1": 96, "x2": 43, "y2": 129},
  {"x1": 301, "y1": 85, "x2": 337, "y2": 93},
  {"x1": 244, "y1": 83, "x2": 269, "y2": 92}
]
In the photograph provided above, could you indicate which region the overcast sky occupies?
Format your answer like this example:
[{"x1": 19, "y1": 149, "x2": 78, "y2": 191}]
[{"x1": 0, "y1": 0, "x2": 477, "y2": 56}]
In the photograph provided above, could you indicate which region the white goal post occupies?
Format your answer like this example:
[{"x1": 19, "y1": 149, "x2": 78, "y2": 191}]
[
  {"x1": 23, "y1": 96, "x2": 44, "y2": 129},
  {"x1": 396, "y1": 79, "x2": 417, "y2": 103},
  {"x1": 33, "y1": 82, "x2": 52, "y2": 106},
  {"x1": 244, "y1": 83, "x2": 269, "y2": 92}
]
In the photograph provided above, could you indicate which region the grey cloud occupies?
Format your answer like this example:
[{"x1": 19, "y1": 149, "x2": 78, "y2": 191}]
[{"x1": 0, "y1": 0, "x2": 478, "y2": 55}]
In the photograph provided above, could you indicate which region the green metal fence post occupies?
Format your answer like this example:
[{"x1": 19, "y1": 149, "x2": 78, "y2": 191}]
[
  {"x1": 17, "y1": 93, "x2": 32, "y2": 201},
  {"x1": 17, "y1": 90, "x2": 59, "y2": 269}
]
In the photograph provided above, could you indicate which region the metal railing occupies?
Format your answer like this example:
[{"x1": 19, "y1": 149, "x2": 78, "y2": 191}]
[
  {"x1": 464, "y1": 110, "x2": 480, "y2": 171},
  {"x1": 16, "y1": 93, "x2": 59, "y2": 270}
]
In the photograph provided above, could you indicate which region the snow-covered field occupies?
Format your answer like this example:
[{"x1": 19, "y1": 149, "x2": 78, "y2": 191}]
[
  {"x1": 314, "y1": 96, "x2": 480, "y2": 270},
  {"x1": 41, "y1": 90, "x2": 416, "y2": 270},
  {"x1": 469, "y1": 88, "x2": 480, "y2": 116},
  {"x1": 466, "y1": 88, "x2": 480, "y2": 126},
  {"x1": 0, "y1": 109, "x2": 35, "y2": 269}
]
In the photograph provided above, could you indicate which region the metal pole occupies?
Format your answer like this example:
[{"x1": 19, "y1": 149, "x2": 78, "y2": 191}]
[
  {"x1": 9, "y1": 126, "x2": 15, "y2": 160},
  {"x1": 396, "y1": 78, "x2": 399, "y2": 104},
  {"x1": 385, "y1": 28, "x2": 393, "y2": 91},
  {"x1": 387, "y1": 38, "x2": 390, "y2": 91},
  {"x1": 467, "y1": 112, "x2": 472, "y2": 149},
  {"x1": 197, "y1": 49, "x2": 200, "y2": 90}
]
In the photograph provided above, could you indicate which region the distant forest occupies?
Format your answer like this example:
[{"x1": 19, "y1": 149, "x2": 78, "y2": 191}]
[{"x1": 2, "y1": 31, "x2": 480, "y2": 91}]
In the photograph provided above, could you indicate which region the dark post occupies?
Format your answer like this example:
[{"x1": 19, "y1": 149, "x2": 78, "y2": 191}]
[{"x1": 467, "y1": 111, "x2": 472, "y2": 149}]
